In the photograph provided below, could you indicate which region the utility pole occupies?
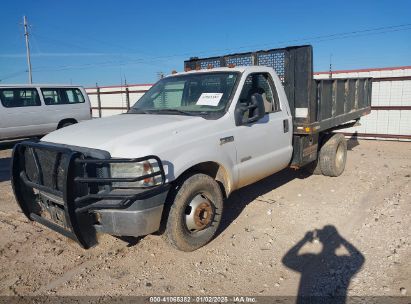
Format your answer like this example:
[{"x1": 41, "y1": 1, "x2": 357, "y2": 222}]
[
  {"x1": 329, "y1": 53, "x2": 333, "y2": 79},
  {"x1": 125, "y1": 77, "x2": 130, "y2": 111},
  {"x1": 23, "y1": 16, "x2": 33, "y2": 84}
]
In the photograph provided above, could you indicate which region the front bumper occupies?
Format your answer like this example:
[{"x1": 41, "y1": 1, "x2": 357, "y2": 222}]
[
  {"x1": 94, "y1": 190, "x2": 168, "y2": 237},
  {"x1": 11, "y1": 140, "x2": 169, "y2": 249}
]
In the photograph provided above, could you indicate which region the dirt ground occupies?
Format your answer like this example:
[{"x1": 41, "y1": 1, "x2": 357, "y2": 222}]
[{"x1": 0, "y1": 139, "x2": 410, "y2": 298}]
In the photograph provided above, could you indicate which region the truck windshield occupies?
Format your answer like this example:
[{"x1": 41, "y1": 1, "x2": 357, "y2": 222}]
[{"x1": 129, "y1": 72, "x2": 239, "y2": 118}]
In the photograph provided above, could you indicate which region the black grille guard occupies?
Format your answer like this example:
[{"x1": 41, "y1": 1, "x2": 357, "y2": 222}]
[{"x1": 11, "y1": 140, "x2": 167, "y2": 249}]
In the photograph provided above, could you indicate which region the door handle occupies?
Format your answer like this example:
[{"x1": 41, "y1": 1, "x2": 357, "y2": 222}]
[{"x1": 283, "y1": 119, "x2": 289, "y2": 133}]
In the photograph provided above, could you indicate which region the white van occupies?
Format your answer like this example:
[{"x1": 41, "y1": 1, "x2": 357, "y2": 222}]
[{"x1": 0, "y1": 84, "x2": 91, "y2": 140}]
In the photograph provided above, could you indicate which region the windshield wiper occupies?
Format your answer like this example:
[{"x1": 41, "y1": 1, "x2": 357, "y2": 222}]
[
  {"x1": 150, "y1": 109, "x2": 210, "y2": 117},
  {"x1": 128, "y1": 108, "x2": 209, "y2": 117},
  {"x1": 153, "y1": 109, "x2": 197, "y2": 116},
  {"x1": 127, "y1": 109, "x2": 153, "y2": 114}
]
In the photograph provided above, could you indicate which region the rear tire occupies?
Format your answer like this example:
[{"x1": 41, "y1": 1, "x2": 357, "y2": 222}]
[
  {"x1": 164, "y1": 173, "x2": 223, "y2": 251},
  {"x1": 319, "y1": 133, "x2": 347, "y2": 177},
  {"x1": 304, "y1": 159, "x2": 322, "y2": 175},
  {"x1": 58, "y1": 121, "x2": 76, "y2": 129}
]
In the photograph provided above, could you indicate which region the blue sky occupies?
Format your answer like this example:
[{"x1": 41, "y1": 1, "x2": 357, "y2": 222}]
[{"x1": 1, "y1": 0, "x2": 410, "y2": 86}]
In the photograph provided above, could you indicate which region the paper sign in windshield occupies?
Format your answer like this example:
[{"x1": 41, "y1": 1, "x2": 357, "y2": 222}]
[{"x1": 196, "y1": 93, "x2": 223, "y2": 106}]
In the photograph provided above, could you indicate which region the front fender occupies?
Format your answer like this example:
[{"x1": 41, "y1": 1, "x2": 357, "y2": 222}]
[{"x1": 161, "y1": 142, "x2": 238, "y2": 195}]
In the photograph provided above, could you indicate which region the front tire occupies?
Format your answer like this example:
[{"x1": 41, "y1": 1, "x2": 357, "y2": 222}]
[{"x1": 164, "y1": 173, "x2": 223, "y2": 251}]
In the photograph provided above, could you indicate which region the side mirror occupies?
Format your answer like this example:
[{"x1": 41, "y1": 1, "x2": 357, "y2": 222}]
[{"x1": 234, "y1": 93, "x2": 266, "y2": 126}]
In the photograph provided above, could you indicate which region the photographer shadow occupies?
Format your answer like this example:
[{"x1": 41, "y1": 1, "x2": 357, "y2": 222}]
[{"x1": 282, "y1": 225, "x2": 365, "y2": 304}]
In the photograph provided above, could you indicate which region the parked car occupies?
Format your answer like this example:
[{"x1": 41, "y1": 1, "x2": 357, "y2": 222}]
[
  {"x1": 11, "y1": 45, "x2": 371, "y2": 251},
  {"x1": 0, "y1": 84, "x2": 91, "y2": 140}
]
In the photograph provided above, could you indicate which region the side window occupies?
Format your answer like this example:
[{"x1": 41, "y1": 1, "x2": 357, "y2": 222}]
[
  {"x1": 0, "y1": 88, "x2": 41, "y2": 108},
  {"x1": 42, "y1": 88, "x2": 85, "y2": 105},
  {"x1": 66, "y1": 89, "x2": 85, "y2": 103},
  {"x1": 42, "y1": 89, "x2": 63, "y2": 105},
  {"x1": 238, "y1": 73, "x2": 280, "y2": 113}
]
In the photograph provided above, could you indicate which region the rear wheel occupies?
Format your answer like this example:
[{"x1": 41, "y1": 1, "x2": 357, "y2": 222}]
[
  {"x1": 164, "y1": 173, "x2": 223, "y2": 251},
  {"x1": 304, "y1": 159, "x2": 322, "y2": 175},
  {"x1": 58, "y1": 120, "x2": 76, "y2": 129},
  {"x1": 319, "y1": 133, "x2": 347, "y2": 177}
]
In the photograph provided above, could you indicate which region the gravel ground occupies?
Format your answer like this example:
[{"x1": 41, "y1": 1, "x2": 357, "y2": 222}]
[{"x1": 0, "y1": 139, "x2": 410, "y2": 298}]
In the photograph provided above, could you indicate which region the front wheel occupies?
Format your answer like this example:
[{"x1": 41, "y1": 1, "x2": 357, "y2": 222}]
[{"x1": 164, "y1": 173, "x2": 223, "y2": 251}]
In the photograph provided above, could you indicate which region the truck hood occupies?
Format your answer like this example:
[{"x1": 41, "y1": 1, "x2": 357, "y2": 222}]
[{"x1": 42, "y1": 114, "x2": 207, "y2": 157}]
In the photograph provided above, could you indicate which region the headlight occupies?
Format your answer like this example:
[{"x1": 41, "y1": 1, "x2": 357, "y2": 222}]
[{"x1": 110, "y1": 161, "x2": 157, "y2": 188}]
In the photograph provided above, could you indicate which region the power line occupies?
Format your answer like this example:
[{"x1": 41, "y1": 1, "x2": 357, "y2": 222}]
[
  {"x1": 31, "y1": 32, "x2": 100, "y2": 53},
  {"x1": 32, "y1": 22, "x2": 158, "y2": 59},
  {"x1": 30, "y1": 32, "x2": 170, "y2": 69},
  {"x1": 8, "y1": 22, "x2": 411, "y2": 75},
  {"x1": 186, "y1": 23, "x2": 411, "y2": 56},
  {"x1": 111, "y1": 23, "x2": 411, "y2": 62},
  {"x1": 0, "y1": 70, "x2": 27, "y2": 82}
]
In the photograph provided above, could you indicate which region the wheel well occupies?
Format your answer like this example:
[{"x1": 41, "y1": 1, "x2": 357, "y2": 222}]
[
  {"x1": 157, "y1": 161, "x2": 230, "y2": 236},
  {"x1": 176, "y1": 162, "x2": 230, "y2": 199},
  {"x1": 57, "y1": 118, "x2": 77, "y2": 129}
]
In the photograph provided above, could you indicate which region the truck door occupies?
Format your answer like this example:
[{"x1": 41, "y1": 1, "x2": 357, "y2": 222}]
[{"x1": 234, "y1": 72, "x2": 293, "y2": 188}]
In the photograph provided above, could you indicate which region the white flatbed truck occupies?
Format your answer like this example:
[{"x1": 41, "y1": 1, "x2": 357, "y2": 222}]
[{"x1": 12, "y1": 45, "x2": 371, "y2": 251}]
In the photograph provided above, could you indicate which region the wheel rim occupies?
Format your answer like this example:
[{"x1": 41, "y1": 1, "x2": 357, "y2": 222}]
[
  {"x1": 335, "y1": 142, "x2": 345, "y2": 170},
  {"x1": 185, "y1": 194, "x2": 215, "y2": 232}
]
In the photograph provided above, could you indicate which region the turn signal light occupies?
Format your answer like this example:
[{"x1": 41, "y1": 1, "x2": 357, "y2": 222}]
[{"x1": 143, "y1": 162, "x2": 154, "y2": 184}]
